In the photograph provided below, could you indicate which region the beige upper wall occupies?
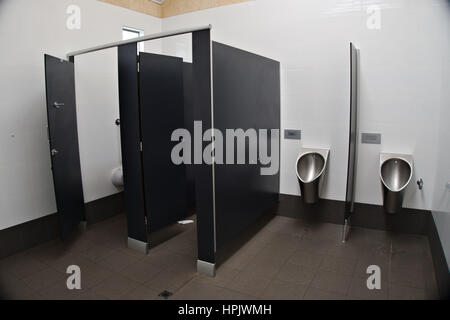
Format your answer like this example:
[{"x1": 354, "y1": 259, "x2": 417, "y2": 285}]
[
  {"x1": 161, "y1": 0, "x2": 251, "y2": 17},
  {"x1": 99, "y1": 0, "x2": 162, "y2": 17},
  {"x1": 99, "y1": 0, "x2": 251, "y2": 18}
]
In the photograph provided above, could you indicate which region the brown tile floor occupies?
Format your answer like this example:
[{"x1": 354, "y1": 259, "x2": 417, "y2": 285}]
[{"x1": 0, "y1": 214, "x2": 440, "y2": 300}]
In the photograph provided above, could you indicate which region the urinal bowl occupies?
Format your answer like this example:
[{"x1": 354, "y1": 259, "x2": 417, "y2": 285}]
[
  {"x1": 380, "y1": 154, "x2": 413, "y2": 214},
  {"x1": 296, "y1": 149, "x2": 329, "y2": 204}
]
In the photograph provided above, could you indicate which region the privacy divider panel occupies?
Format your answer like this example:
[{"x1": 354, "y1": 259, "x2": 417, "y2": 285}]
[
  {"x1": 212, "y1": 42, "x2": 280, "y2": 250},
  {"x1": 183, "y1": 62, "x2": 196, "y2": 209},
  {"x1": 192, "y1": 30, "x2": 216, "y2": 264},
  {"x1": 44, "y1": 54, "x2": 85, "y2": 239},
  {"x1": 345, "y1": 43, "x2": 358, "y2": 222},
  {"x1": 117, "y1": 43, "x2": 147, "y2": 243},
  {"x1": 139, "y1": 52, "x2": 188, "y2": 233}
]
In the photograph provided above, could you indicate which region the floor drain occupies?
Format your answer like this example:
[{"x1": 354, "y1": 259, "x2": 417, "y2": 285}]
[{"x1": 158, "y1": 290, "x2": 173, "y2": 299}]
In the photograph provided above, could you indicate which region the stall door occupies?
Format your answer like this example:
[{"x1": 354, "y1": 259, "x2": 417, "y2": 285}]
[
  {"x1": 44, "y1": 54, "x2": 85, "y2": 238},
  {"x1": 139, "y1": 53, "x2": 187, "y2": 233}
]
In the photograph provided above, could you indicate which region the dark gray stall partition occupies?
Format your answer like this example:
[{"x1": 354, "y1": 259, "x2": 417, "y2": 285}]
[
  {"x1": 44, "y1": 54, "x2": 85, "y2": 239},
  {"x1": 212, "y1": 42, "x2": 280, "y2": 250},
  {"x1": 183, "y1": 62, "x2": 196, "y2": 209},
  {"x1": 345, "y1": 43, "x2": 358, "y2": 222},
  {"x1": 193, "y1": 30, "x2": 216, "y2": 266},
  {"x1": 139, "y1": 52, "x2": 188, "y2": 233}
]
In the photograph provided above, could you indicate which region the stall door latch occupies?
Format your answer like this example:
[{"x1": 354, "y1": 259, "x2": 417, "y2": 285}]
[{"x1": 51, "y1": 149, "x2": 59, "y2": 157}]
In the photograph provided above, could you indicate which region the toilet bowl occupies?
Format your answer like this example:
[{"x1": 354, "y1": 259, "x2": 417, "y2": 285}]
[
  {"x1": 111, "y1": 166, "x2": 124, "y2": 188},
  {"x1": 380, "y1": 153, "x2": 413, "y2": 214},
  {"x1": 295, "y1": 148, "x2": 329, "y2": 204}
]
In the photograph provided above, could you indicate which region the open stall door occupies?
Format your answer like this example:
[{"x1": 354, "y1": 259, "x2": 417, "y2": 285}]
[
  {"x1": 139, "y1": 52, "x2": 188, "y2": 233},
  {"x1": 44, "y1": 55, "x2": 85, "y2": 238}
]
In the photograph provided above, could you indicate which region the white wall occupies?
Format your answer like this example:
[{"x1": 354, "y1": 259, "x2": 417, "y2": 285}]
[
  {"x1": 1, "y1": 0, "x2": 450, "y2": 231},
  {"x1": 0, "y1": 0, "x2": 162, "y2": 230},
  {"x1": 432, "y1": 2, "x2": 450, "y2": 266},
  {"x1": 161, "y1": 0, "x2": 450, "y2": 211}
]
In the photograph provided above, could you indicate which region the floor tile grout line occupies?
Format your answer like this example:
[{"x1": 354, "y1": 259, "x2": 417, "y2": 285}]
[
  {"x1": 337, "y1": 234, "x2": 353, "y2": 299},
  {"x1": 169, "y1": 276, "x2": 199, "y2": 299},
  {"x1": 21, "y1": 265, "x2": 67, "y2": 294},
  {"x1": 299, "y1": 230, "x2": 324, "y2": 299},
  {"x1": 387, "y1": 240, "x2": 393, "y2": 299},
  {"x1": 257, "y1": 246, "x2": 298, "y2": 299}
]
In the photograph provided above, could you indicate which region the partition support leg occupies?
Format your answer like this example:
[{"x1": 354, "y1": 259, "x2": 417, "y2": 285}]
[
  {"x1": 128, "y1": 237, "x2": 149, "y2": 254},
  {"x1": 342, "y1": 218, "x2": 349, "y2": 243},
  {"x1": 79, "y1": 221, "x2": 87, "y2": 232},
  {"x1": 197, "y1": 260, "x2": 216, "y2": 277}
]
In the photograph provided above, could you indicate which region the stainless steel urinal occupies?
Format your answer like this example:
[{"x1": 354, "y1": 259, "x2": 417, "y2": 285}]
[
  {"x1": 295, "y1": 148, "x2": 329, "y2": 204},
  {"x1": 380, "y1": 153, "x2": 413, "y2": 214}
]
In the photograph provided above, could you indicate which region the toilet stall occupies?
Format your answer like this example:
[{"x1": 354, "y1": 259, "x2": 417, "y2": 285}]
[
  {"x1": 44, "y1": 26, "x2": 211, "y2": 241},
  {"x1": 44, "y1": 26, "x2": 281, "y2": 276}
]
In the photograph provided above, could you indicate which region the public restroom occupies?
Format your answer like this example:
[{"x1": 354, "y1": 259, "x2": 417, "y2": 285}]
[{"x1": 0, "y1": 0, "x2": 449, "y2": 305}]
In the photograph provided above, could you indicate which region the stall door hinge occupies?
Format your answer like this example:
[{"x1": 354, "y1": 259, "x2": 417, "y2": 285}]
[{"x1": 139, "y1": 141, "x2": 143, "y2": 152}]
